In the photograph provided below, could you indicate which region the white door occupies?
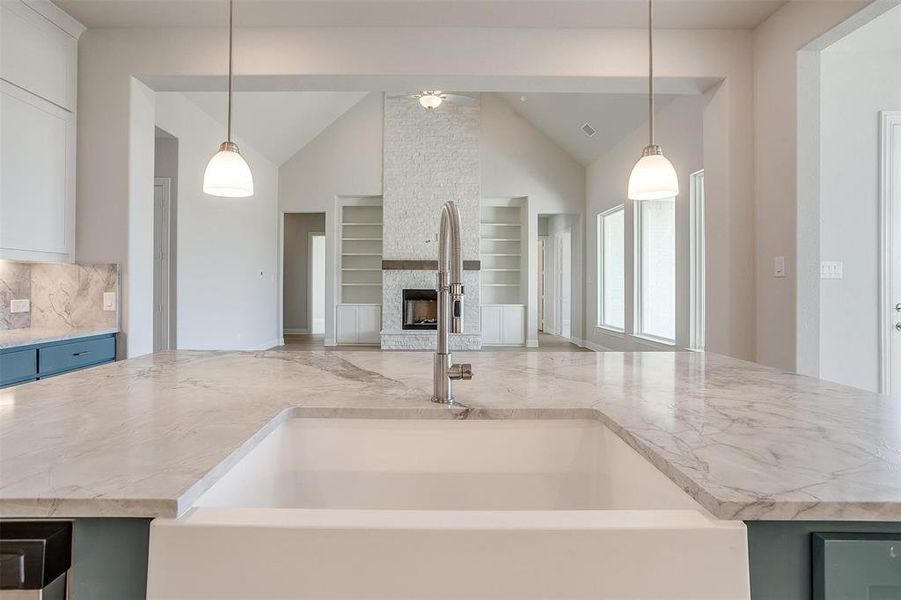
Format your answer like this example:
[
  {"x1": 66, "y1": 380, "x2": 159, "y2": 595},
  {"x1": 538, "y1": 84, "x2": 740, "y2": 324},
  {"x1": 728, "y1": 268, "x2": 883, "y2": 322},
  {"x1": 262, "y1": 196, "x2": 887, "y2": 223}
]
[
  {"x1": 357, "y1": 306, "x2": 381, "y2": 344},
  {"x1": 556, "y1": 228, "x2": 572, "y2": 339},
  {"x1": 537, "y1": 239, "x2": 546, "y2": 332},
  {"x1": 501, "y1": 305, "x2": 525, "y2": 345},
  {"x1": 883, "y1": 113, "x2": 901, "y2": 397},
  {"x1": 336, "y1": 305, "x2": 357, "y2": 344},
  {"x1": 309, "y1": 234, "x2": 326, "y2": 335},
  {"x1": 153, "y1": 179, "x2": 172, "y2": 352},
  {"x1": 481, "y1": 306, "x2": 502, "y2": 345}
]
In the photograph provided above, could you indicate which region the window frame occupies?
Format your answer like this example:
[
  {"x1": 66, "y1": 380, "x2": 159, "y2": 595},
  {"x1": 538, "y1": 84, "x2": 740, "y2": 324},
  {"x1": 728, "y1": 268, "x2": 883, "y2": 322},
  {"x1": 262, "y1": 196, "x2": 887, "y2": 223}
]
[
  {"x1": 689, "y1": 170, "x2": 706, "y2": 351},
  {"x1": 633, "y1": 198, "x2": 677, "y2": 345},
  {"x1": 596, "y1": 204, "x2": 625, "y2": 332}
]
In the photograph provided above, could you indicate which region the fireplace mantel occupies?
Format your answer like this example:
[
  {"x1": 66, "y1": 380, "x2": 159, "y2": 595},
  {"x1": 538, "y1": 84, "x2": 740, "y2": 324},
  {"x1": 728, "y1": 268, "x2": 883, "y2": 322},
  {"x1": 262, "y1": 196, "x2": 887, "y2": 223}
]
[{"x1": 382, "y1": 260, "x2": 481, "y2": 271}]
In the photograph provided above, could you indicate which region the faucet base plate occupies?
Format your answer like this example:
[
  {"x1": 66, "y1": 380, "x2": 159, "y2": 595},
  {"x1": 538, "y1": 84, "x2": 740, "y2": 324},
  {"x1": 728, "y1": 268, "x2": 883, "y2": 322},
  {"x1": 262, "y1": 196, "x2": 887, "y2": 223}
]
[{"x1": 430, "y1": 395, "x2": 456, "y2": 405}]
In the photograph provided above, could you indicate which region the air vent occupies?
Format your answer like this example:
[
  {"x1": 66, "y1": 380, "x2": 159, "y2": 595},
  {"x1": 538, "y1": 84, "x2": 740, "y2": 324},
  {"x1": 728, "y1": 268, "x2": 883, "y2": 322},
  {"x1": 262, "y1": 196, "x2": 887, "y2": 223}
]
[{"x1": 581, "y1": 123, "x2": 597, "y2": 137}]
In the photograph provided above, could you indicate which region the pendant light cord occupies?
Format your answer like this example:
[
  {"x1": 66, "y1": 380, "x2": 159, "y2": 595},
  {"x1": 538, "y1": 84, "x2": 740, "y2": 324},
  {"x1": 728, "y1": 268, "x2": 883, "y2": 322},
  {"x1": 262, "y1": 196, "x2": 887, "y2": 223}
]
[
  {"x1": 227, "y1": 0, "x2": 234, "y2": 144},
  {"x1": 648, "y1": 0, "x2": 654, "y2": 147}
]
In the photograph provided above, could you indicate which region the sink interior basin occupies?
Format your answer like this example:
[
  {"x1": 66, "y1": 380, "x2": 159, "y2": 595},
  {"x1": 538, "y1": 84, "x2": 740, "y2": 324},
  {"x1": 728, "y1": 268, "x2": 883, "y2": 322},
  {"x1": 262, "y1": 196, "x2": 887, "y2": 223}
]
[{"x1": 195, "y1": 418, "x2": 701, "y2": 511}]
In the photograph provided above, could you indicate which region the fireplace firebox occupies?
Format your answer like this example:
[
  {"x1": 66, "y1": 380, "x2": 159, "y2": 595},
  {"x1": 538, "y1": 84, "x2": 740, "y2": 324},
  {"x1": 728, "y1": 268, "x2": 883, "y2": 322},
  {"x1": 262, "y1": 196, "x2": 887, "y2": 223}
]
[{"x1": 402, "y1": 289, "x2": 438, "y2": 330}]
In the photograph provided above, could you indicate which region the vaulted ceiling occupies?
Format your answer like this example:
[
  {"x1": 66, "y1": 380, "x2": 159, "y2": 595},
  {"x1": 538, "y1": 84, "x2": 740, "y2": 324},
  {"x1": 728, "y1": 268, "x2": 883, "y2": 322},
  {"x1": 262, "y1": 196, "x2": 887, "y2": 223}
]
[{"x1": 180, "y1": 91, "x2": 367, "y2": 165}]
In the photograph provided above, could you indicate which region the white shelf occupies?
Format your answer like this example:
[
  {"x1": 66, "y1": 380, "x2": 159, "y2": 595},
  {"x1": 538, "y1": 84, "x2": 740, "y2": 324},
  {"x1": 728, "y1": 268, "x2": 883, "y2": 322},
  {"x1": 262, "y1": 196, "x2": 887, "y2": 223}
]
[
  {"x1": 480, "y1": 200, "x2": 524, "y2": 306},
  {"x1": 341, "y1": 201, "x2": 383, "y2": 304}
]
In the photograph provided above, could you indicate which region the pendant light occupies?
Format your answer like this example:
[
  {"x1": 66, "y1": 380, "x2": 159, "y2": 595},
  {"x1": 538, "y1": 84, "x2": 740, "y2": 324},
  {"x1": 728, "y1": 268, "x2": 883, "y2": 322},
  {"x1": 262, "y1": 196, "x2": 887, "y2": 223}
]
[
  {"x1": 203, "y1": 0, "x2": 254, "y2": 197},
  {"x1": 627, "y1": 0, "x2": 679, "y2": 201}
]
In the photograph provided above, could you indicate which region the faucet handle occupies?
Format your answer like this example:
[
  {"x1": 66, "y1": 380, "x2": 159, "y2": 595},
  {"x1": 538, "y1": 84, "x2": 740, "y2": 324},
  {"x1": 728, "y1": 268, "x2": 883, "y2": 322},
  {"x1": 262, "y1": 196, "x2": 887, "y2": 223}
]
[{"x1": 449, "y1": 363, "x2": 473, "y2": 381}]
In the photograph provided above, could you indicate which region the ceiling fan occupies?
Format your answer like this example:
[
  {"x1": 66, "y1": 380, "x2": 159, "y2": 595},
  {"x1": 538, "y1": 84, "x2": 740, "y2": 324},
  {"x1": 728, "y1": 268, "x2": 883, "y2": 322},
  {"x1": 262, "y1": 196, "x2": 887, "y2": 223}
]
[{"x1": 392, "y1": 91, "x2": 478, "y2": 110}]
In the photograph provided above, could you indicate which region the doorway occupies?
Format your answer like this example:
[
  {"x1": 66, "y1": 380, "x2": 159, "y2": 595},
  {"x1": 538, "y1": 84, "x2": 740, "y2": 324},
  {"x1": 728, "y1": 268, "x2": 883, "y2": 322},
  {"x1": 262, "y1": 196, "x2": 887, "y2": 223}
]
[
  {"x1": 283, "y1": 212, "x2": 327, "y2": 345},
  {"x1": 880, "y1": 112, "x2": 901, "y2": 397},
  {"x1": 537, "y1": 214, "x2": 574, "y2": 344}
]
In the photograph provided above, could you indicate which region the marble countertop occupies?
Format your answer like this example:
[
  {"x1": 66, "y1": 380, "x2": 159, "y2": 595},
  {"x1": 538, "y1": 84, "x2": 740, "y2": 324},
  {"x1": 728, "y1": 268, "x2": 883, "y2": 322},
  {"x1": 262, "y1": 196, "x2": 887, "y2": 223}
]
[
  {"x1": 0, "y1": 327, "x2": 118, "y2": 350},
  {"x1": 0, "y1": 350, "x2": 898, "y2": 521}
]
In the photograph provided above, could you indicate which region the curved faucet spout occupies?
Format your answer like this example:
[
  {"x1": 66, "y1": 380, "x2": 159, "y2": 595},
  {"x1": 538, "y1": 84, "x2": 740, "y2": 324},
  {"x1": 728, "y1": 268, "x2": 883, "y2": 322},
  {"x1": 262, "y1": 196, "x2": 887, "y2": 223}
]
[{"x1": 433, "y1": 201, "x2": 472, "y2": 404}]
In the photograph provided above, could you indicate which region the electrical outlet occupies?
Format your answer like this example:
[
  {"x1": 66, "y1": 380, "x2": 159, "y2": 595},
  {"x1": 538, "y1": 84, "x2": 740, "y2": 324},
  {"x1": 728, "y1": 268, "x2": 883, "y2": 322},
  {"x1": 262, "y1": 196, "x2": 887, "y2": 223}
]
[
  {"x1": 103, "y1": 292, "x2": 117, "y2": 312},
  {"x1": 774, "y1": 256, "x2": 785, "y2": 278},
  {"x1": 820, "y1": 261, "x2": 843, "y2": 280},
  {"x1": 10, "y1": 299, "x2": 30, "y2": 313}
]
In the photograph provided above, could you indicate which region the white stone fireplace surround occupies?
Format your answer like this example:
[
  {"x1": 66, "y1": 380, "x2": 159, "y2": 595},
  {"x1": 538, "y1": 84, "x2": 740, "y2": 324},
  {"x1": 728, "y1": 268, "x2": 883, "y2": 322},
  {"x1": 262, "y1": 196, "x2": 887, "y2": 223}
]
[
  {"x1": 380, "y1": 93, "x2": 482, "y2": 350},
  {"x1": 381, "y1": 268, "x2": 481, "y2": 350}
]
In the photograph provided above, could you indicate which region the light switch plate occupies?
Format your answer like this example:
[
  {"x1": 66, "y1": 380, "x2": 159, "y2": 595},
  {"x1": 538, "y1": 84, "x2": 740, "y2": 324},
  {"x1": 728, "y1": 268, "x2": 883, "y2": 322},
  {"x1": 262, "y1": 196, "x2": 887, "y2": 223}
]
[
  {"x1": 103, "y1": 292, "x2": 117, "y2": 311},
  {"x1": 774, "y1": 256, "x2": 785, "y2": 278},
  {"x1": 820, "y1": 261, "x2": 843, "y2": 280},
  {"x1": 10, "y1": 299, "x2": 30, "y2": 313}
]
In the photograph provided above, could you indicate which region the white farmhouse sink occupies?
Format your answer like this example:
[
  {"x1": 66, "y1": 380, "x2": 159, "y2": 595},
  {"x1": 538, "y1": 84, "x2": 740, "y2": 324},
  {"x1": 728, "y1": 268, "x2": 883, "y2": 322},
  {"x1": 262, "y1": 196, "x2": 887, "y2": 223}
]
[{"x1": 147, "y1": 418, "x2": 749, "y2": 599}]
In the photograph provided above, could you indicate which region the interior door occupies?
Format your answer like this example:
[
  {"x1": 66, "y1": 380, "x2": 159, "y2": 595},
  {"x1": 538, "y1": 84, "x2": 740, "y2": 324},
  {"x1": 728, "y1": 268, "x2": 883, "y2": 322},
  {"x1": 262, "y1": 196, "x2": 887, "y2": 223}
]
[
  {"x1": 310, "y1": 234, "x2": 326, "y2": 335},
  {"x1": 153, "y1": 179, "x2": 171, "y2": 352},
  {"x1": 556, "y1": 228, "x2": 572, "y2": 339}
]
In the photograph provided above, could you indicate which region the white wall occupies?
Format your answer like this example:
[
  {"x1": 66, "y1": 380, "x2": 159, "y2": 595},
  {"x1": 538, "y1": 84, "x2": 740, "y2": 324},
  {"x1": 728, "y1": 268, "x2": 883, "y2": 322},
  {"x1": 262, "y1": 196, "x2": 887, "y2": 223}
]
[
  {"x1": 752, "y1": 0, "x2": 868, "y2": 371},
  {"x1": 155, "y1": 92, "x2": 280, "y2": 350},
  {"x1": 277, "y1": 92, "x2": 383, "y2": 343},
  {"x1": 481, "y1": 93, "x2": 585, "y2": 346},
  {"x1": 283, "y1": 212, "x2": 326, "y2": 333},
  {"x1": 818, "y1": 6, "x2": 901, "y2": 391},
  {"x1": 585, "y1": 94, "x2": 704, "y2": 352}
]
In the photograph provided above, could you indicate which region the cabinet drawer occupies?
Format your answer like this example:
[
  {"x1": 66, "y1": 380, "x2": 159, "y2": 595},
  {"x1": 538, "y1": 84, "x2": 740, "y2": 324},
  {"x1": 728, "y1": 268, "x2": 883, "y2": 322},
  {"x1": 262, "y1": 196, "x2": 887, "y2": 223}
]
[
  {"x1": 0, "y1": 348, "x2": 37, "y2": 386},
  {"x1": 38, "y1": 336, "x2": 115, "y2": 376}
]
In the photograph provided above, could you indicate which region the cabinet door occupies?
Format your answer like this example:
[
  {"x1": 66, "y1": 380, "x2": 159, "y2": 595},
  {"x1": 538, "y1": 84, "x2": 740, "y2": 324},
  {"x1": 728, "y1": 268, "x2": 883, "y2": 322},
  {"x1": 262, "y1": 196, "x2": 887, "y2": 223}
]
[
  {"x1": 357, "y1": 306, "x2": 382, "y2": 345},
  {"x1": 1, "y1": 81, "x2": 74, "y2": 261},
  {"x1": 1, "y1": 0, "x2": 78, "y2": 110},
  {"x1": 501, "y1": 306, "x2": 525, "y2": 345},
  {"x1": 481, "y1": 306, "x2": 502, "y2": 345},
  {"x1": 336, "y1": 305, "x2": 358, "y2": 344}
]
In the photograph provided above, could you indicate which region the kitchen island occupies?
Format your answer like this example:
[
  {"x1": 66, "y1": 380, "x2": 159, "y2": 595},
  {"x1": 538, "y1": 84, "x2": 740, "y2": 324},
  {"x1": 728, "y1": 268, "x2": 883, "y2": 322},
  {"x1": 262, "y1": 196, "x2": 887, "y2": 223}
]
[{"x1": 1, "y1": 350, "x2": 899, "y2": 598}]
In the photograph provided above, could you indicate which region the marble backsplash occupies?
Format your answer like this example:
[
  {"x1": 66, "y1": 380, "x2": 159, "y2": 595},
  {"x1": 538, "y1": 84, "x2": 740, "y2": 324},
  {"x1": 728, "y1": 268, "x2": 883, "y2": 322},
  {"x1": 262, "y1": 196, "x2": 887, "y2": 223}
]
[{"x1": 0, "y1": 261, "x2": 118, "y2": 331}]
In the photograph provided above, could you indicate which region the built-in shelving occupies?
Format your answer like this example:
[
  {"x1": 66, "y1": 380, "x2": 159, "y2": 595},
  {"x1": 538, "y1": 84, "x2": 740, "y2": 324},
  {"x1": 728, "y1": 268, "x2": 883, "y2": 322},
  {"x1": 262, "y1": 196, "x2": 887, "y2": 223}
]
[
  {"x1": 340, "y1": 201, "x2": 383, "y2": 304},
  {"x1": 480, "y1": 199, "x2": 525, "y2": 306}
]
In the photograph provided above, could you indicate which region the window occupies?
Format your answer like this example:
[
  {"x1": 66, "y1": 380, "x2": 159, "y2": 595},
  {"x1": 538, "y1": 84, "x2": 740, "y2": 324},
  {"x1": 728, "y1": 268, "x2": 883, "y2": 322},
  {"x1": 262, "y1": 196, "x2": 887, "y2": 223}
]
[
  {"x1": 635, "y1": 199, "x2": 676, "y2": 342},
  {"x1": 597, "y1": 206, "x2": 625, "y2": 330},
  {"x1": 689, "y1": 170, "x2": 705, "y2": 350}
]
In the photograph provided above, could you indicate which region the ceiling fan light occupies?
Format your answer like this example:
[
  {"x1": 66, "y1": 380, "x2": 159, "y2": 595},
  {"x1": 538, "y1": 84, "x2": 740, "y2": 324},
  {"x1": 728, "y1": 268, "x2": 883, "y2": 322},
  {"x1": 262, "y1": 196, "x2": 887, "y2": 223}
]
[
  {"x1": 419, "y1": 93, "x2": 443, "y2": 110},
  {"x1": 203, "y1": 142, "x2": 254, "y2": 198},
  {"x1": 627, "y1": 146, "x2": 679, "y2": 201}
]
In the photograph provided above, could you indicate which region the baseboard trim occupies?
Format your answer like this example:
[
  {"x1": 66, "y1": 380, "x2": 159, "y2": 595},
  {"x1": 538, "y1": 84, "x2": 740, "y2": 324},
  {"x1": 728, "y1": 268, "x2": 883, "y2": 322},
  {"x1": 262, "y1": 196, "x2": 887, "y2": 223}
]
[
  {"x1": 583, "y1": 339, "x2": 614, "y2": 352},
  {"x1": 525, "y1": 339, "x2": 539, "y2": 348},
  {"x1": 324, "y1": 338, "x2": 337, "y2": 347},
  {"x1": 249, "y1": 338, "x2": 282, "y2": 351},
  {"x1": 283, "y1": 328, "x2": 309, "y2": 335}
]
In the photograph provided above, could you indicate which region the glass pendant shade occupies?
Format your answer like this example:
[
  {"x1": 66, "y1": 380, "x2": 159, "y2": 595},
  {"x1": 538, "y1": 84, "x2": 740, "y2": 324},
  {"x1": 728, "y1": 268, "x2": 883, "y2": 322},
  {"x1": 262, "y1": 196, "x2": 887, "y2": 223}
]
[
  {"x1": 419, "y1": 93, "x2": 443, "y2": 109},
  {"x1": 203, "y1": 142, "x2": 254, "y2": 198},
  {"x1": 628, "y1": 148, "x2": 679, "y2": 201}
]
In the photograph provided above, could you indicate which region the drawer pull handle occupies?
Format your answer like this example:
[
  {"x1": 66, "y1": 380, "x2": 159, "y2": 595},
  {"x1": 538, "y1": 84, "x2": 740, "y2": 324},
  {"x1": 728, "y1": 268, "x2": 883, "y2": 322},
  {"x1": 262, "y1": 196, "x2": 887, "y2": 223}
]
[{"x1": 72, "y1": 351, "x2": 90, "y2": 357}]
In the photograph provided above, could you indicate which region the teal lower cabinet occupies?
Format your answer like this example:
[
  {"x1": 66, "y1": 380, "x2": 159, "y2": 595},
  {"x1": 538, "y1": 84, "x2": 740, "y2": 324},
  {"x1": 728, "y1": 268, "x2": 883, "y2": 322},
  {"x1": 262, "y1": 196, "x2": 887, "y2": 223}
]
[
  {"x1": 0, "y1": 333, "x2": 116, "y2": 387},
  {"x1": 747, "y1": 521, "x2": 901, "y2": 600}
]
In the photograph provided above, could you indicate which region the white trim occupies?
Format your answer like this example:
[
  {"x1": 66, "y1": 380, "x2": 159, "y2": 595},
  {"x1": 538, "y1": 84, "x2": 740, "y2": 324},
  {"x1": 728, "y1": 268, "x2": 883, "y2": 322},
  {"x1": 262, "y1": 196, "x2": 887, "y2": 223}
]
[
  {"x1": 249, "y1": 338, "x2": 282, "y2": 351},
  {"x1": 284, "y1": 328, "x2": 309, "y2": 335},
  {"x1": 689, "y1": 170, "x2": 706, "y2": 351},
  {"x1": 21, "y1": 0, "x2": 86, "y2": 38},
  {"x1": 595, "y1": 325, "x2": 625, "y2": 337},
  {"x1": 526, "y1": 338, "x2": 539, "y2": 348},
  {"x1": 632, "y1": 334, "x2": 677, "y2": 350},
  {"x1": 878, "y1": 111, "x2": 901, "y2": 395},
  {"x1": 583, "y1": 340, "x2": 614, "y2": 352},
  {"x1": 596, "y1": 205, "x2": 625, "y2": 331}
]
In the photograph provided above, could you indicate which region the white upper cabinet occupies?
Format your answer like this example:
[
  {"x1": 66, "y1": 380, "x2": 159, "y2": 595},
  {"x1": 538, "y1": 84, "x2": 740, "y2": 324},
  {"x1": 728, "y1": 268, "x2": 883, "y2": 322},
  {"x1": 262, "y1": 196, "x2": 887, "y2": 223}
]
[
  {"x1": 0, "y1": 0, "x2": 83, "y2": 263},
  {"x1": 0, "y1": 0, "x2": 79, "y2": 111}
]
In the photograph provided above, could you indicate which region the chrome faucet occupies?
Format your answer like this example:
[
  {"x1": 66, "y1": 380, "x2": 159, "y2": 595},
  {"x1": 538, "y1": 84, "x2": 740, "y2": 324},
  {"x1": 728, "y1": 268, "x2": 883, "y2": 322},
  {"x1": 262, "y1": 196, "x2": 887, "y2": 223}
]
[{"x1": 432, "y1": 201, "x2": 473, "y2": 404}]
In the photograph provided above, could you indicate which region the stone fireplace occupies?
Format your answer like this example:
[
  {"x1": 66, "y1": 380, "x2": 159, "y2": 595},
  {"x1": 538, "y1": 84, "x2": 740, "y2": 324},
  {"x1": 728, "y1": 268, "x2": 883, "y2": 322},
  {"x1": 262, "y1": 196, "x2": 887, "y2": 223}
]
[{"x1": 380, "y1": 93, "x2": 482, "y2": 350}]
